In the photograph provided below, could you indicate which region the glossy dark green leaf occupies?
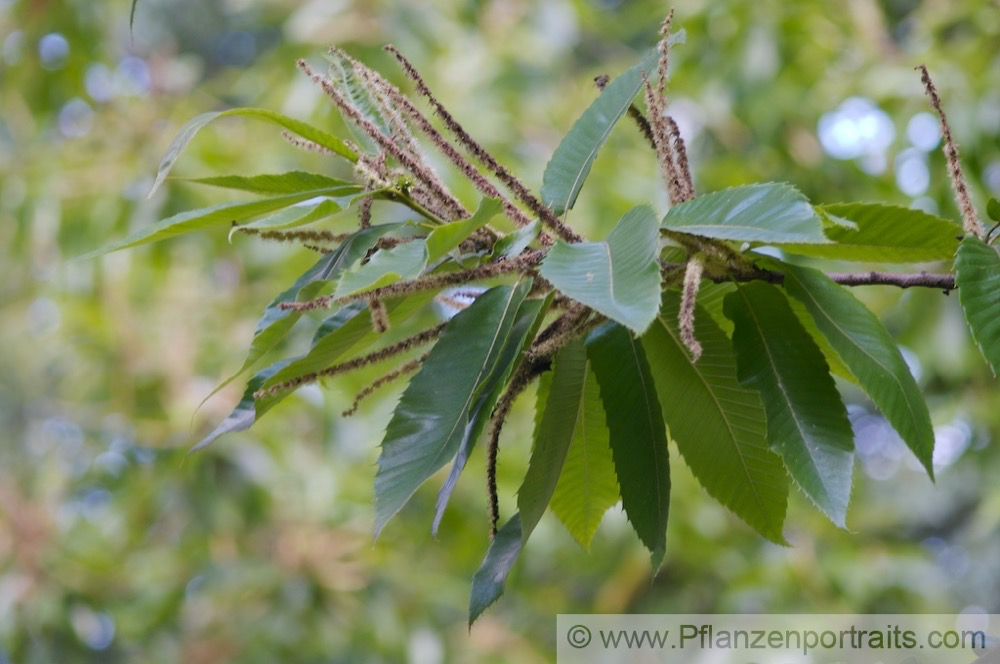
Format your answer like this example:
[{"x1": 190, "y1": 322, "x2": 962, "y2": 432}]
[
  {"x1": 432, "y1": 293, "x2": 549, "y2": 534},
  {"x1": 784, "y1": 293, "x2": 858, "y2": 384},
  {"x1": 780, "y1": 203, "x2": 960, "y2": 262},
  {"x1": 373, "y1": 282, "x2": 532, "y2": 537},
  {"x1": 724, "y1": 283, "x2": 855, "y2": 527},
  {"x1": 541, "y1": 33, "x2": 683, "y2": 215},
  {"x1": 694, "y1": 281, "x2": 736, "y2": 336},
  {"x1": 661, "y1": 183, "x2": 829, "y2": 244},
  {"x1": 540, "y1": 205, "x2": 661, "y2": 333},
  {"x1": 149, "y1": 109, "x2": 357, "y2": 197},
  {"x1": 179, "y1": 171, "x2": 353, "y2": 195},
  {"x1": 955, "y1": 236, "x2": 1000, "y2": 376},
  {"x1": 190, "y1": 359, "x2": 295, "y2": 453},
  {"x1": 783, "y1": 263, "x2": 935, "y2": 478},
  {"x1": 587, "y1": 324, "x2": 670, "y2": 567},
  {"x1": 469, "y1": 514, "x2": 523, "y2": 627},
  {"x1": 643, "y1": 291, "x2": 788, "y2": 543}
]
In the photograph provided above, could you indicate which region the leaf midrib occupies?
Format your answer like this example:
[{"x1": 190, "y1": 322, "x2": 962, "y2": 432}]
[
  {"x1": 736, "y1": 289, "x2": 833, "y2": 501},
  {"x1": 424, "y1": 285, "x2": 524, "y2": 474},
  {"x1": 558, "y1": 83, "x2": 639, "y2": 217},
  {"x1": 787, "y1": 272, "x2": 922, "y2": 433},
  {"x1": 625, "y1": 334, "x2": 667, "y2": 532},
  {"x1": 572, "y1": 365, "x2": 596, "y2": 534},
  {"x1": 655, "y1": 314, "x2": 771, "y2": 521}
]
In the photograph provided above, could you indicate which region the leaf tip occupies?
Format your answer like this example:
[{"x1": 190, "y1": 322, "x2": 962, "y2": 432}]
[{"x1": 649, "y1": 545, "x2": 666, "y2": 574}]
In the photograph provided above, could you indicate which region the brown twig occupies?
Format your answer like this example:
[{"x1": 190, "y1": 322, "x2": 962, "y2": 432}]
[{"x1": 708, "y1": 268, "x2": 957, "y2": 292}]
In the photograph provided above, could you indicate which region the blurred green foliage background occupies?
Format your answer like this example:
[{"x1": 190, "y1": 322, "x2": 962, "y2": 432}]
[{"x1": 1, "y1": 0, "x2": 999, "y2": 661}]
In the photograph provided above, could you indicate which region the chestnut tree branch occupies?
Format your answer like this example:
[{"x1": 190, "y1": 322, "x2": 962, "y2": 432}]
[{"x1": 706, "y1": 268, "x2": 956, "y2": 292}]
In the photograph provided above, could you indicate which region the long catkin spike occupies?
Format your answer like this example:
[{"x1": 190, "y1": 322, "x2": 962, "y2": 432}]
[
  {"x1": 384, "y1": 45, "x2": 583, "y2": 244},
  {"x1": 342, "y1": 352, "x2": 427, "y2": 417},
  {"x1": 254, "y1": 323, "x2": 445, "y2": 399},
  {"x1": 917, "y1": 65, "x2": 982, "y2": 238},
  {"x1": 679, "y1": 257, "x2": 704, "y2": 361}
]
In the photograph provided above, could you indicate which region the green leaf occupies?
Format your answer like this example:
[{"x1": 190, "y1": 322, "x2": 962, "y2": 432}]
[
  {"x1": 130, "y1": 0, "x2": 139, "y2": 32},
  {"x1": 587, "y1": 324, "x2": 670, "y2": 567},
  {"x1": 987, "y1": 198, "x2": 1000, "y2": 223},
  {"x1": 373, "y1": 282, "x2": 532, "y2": 537},
  {"x1": 492, "y1": 220, "x2": 540, "y2": 259},
  {"x1": 661, "y1": 183, "x2": 829, "y2": 244},
  {"x1": 425, "y1": 198, "x2": 503, "y2": 263},
  {"x1": 724, "y1": 283, "x2": 855, "y2": 527},
  {"x1": 642, "y1": 291, "x2": 788, "y2": 543},
  {"x1": 432, "y1": 292, "x2": 549, "y2": 534},
  {"x1": 784, "y1": 293, "x2": 858, "y2": 384},
  {"x1": 197, "y1": 224, "x2": 404, "y2": 406},
  {"x1": 746, "y1": 255, "x2": 857, "y2": 387},
  {"x1": 782, "y1": 263, "x2": 935, "y2": 478},
  {"x1": 81, "y1": 188, "x2": 348, "y2": 258},
  {"x1": 540, "y1": 34, "x2": 683, "y2": 215},
  {"x1": 955, "y1": 236, "x2": 1000, "y2": 376},
  {"x1": 545, "y1": 349, "x2": 619, "y2": 549},
  {"x1": 469, "y1": 514, "x2": 523, "y2": 627},
  {"x1": 779, "y1": 203, "x2": 960, "y2": 262},
  {"x1": 540, "y1": 205, "x2": 662, "y2": 333},
  {"x1": 233, "y1": 200, "x2": 340, "y2": 236},
  {"x1": 694, "y1": 281, "x2": 736, "y2": 337},
  {"x1": 178, "y1": 171, "x2": 353, "y2": 195},
  {"x1": 149, "y1": 109, "x2": 357, "y2": 198},
  {"x1": 518, "y1": 340, "x2": 585, "y2": 542},
  {"x1": 190, "y1": 358, "x2": 295, "y2": 453},
  {"x1": 335, "y1": 241, "x2": 429, "y2": 297},
  {"x1": 194, "y1": 291, "x2": 431, "y2": 451},
  {"x1": 335, "y1": 198, "x2": 502, "y2": 298}
]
